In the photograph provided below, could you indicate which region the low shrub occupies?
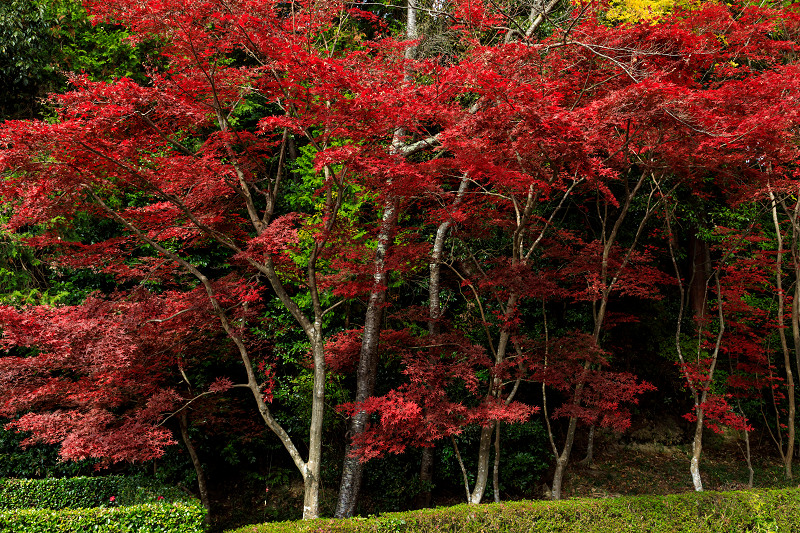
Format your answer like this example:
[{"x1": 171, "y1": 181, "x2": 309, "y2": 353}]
[
  {"x1": 0, "y1": 501, "x2": 206, "y2": 533},
  {"x1": 0, "y1": 474, "x2": 191, "y2": 510},
  {"x1": 226, "y1": 487, "x2": 800, "y2": 533}
]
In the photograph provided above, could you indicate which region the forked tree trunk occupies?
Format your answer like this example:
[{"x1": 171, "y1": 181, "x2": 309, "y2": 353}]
[
  {"x1": 551, "y1": 416, "x2": 579, "y2": 500},
  {"x1": 451, "y1": 424, "x2": 498, "y2": 505},
  {"x1": 664, "y1": 206, "x2": 724, "y2": 494},
  {"x1": 565, "y1": 172, "x2": 660, "y2": 488},
  {"x1": 685, "y1": 272, "x2": 724, "y2": 493}
]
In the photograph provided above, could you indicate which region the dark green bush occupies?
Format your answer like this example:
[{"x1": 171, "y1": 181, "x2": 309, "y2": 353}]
[
  {"x1": 0, "y1": 475, "x2": 191, "y2": 510},
  {"x1": 226, "y1": 487, "x2": 800, "y2": 533},
  {"x1": 0, "y1": 501, "x2": 206, "y2": 533},
  {"x1": 0, "y1": 426, "x2": 97, "y2": 478}
]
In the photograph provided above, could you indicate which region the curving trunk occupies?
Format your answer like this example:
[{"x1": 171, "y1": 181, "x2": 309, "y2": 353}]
[{"x1": 179, "y1": 410, "x2": 211, "y2": 524}]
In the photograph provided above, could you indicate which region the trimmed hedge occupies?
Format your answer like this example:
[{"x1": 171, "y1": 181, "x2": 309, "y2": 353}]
[
  {"x1": 0, "y1": 475, "x2": 206, "y2": 533},
  {"x1": 0, "y1": 476, "x2": 120, "y2": 510},
  {"x1": 227, "y1": 487, "x2": 800, "y2": 533},
  {"x1": 0, "y1": 475, "x2": 191, "y2": 510},
  {"x1": 0, "y1": 501, "x2": 206, "y2": 533}
]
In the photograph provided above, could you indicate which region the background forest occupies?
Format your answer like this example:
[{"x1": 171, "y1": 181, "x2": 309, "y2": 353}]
[{"x1": 2, "y1": 0, "x2": 800, "y2": 531}]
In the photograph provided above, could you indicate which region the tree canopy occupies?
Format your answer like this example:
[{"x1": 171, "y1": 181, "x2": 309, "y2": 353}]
[{"x1": 3, "y1": 0, "x2": 800, "y2": 523}]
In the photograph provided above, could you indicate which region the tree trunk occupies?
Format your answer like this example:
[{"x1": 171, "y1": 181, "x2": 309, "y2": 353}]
[
  {"x1": 468, "y1": 424, "x2": 494, "y2": 504},
  {"x1": 492, "y1": 421, "x2": 501, "y2": 503},
  {"x1": 303, "y1": 339, "x2": 326, "y2": 519},
  {"x1": 335, "y1": 201, "x2": 396, "y2": 518},
  {"x1": 690, "y1": 408, "x2": 704, "y2": 491},
  {"x1": 742, "y1": 425, "x2": 754, "y2": 489},
  {"x1": 335, "y1": 0, "x2": 420, "y2": 515},
  {"x1": 769, "y1": 187, "x2": 794, "y2": 479},
  {"x1": 179, "y1": 410, "x2": 211, "y2": 524},
  {"x1": 414, "y1": 447, "x2": 434, "y2": 508},
  {"x1": 551, "y1": 416, "x2": 579, "y2": 500},
  {"x1": 689, "y1": 234, "x2": 710, "y2": 320},
  {"x1": 580, "y1": 425, "x2": 595, "y2": 466},
  {"x1": 303, "y1": 460, "x2": 321, "y2": 521}
]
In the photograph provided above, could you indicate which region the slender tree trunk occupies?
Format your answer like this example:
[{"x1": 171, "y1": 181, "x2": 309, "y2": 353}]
[
  {"x1": 415, "y1": 447, "x2": 434, "y2": 508},
  {"x1": 739, "y1": 407, "x2": 754, "y2": 489},
  {"x1": 469, "y1": 424, "x2": 495, "y2": 504},
  {"x1": 303, "y1": 338, "x2": 326, "y2": 519},
  {"x1": 744, "y1": 429, "x2": 754, "y2": 489},
  {"x1": 690, "y1": 408, "x2": 704, "y2": 491},
  {"x1": 576, "y1": 172, "x2": 658, "y2": 470},
  {"x1": 580, "y1": 425, "x2": 595, "y2": 466},
  {"x1": 769, "y1": 186, "x2": 795, "y2": 479},
  {"x1": 452, "y1": 436, "x2": 471, "y2": 502},
  {"x1": 179, "y1": 410, "x2": 211, "y2": 524},
  {"x1": 665, "y1": 206, "x2": 723, "y2": 495},
  {"x1": 552, "y1": 416, "x2": 579, "y2": 500},
  {"x1": 689, "y1": 234, "x2": 710, "y2": 320},
  {"x1": 492, "y1": 421, "x2": 501, "y2": 503},
  {"x1": 414, "y1": 175, "x2": 469, "y2": 509},
  {"x1": 550, "y1": 358, "x2": 591, "y2": 500}
]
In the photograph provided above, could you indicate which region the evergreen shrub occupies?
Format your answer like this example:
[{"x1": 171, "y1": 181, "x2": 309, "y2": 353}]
[
  {"x1": 227, "y1": 487, "x2": 800, "y2": 533},
  {"x1": 0, "y1": 475, "x2": 189, "y2": 509},
  {"x1": 0, "y1": 475, "x2": 205, "y2": 533},
  {"x1": 0, "y1": 502, "x2": 206, "y2": 533}
]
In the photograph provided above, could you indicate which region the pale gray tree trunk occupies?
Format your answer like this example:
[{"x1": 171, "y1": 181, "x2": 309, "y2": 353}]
[
  {"x1": 664, "y1": 206, "x2": 723, "y2": 493},
  {"x1": 769, "y1": 185, "x2": 795, "y2": 479}
]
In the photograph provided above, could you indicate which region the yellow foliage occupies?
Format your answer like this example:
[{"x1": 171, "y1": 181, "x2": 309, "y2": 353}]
[{"x1": 605, "y1": 0, "x2": 710, "y2": 23}]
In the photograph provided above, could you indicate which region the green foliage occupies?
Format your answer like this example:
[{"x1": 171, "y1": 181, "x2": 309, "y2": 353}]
[
  {"x1": 360, "y1": 452, "x2": 425, "y2": 513},
  {"x1": 226, "y1": 487, "x2": 800, "y2": 533},
  {"x1": 0, "y1": 475, "x2": 191, "y2": 510},
  {"x1": 0, "y1": 477, "x2": 115, "y2": 510},
  {"x1": 0, "y1": 0, "x2": 160, "y2": 120},
  {"x1": 0, "y1": 502, "x2": 205, "y2": 533},
  {"x1": 498, "y1": 421, "x2": 550, "y2": 495},
  {"x1": 434, "y1": 422, "x2": 550, "y2": 500},
  {"x1": 0, "y1": 427, "x2": 96, "y2": 479},
  {"x1": 0, "y1": 0, "x2": 53, "y2": 119}
]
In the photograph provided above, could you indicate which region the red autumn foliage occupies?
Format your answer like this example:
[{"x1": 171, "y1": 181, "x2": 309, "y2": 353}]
[
  {"x1": 1, "y1": 0, "x2": 800, "y2": 509},
  {"x1": 0, "y1": 285, "x2": 259, "y2": 464}
]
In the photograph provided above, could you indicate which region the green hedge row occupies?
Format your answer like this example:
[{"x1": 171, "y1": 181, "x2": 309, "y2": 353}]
[
  {"x1": 228, "y1": 487, "x2": 800, "y2": 533},
  {"x1": 0, "y1": 501, "x2": 206, "y2": 533},
  {"x1": 0, "y1": 475, "x2": 190, "y2": 510}
]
